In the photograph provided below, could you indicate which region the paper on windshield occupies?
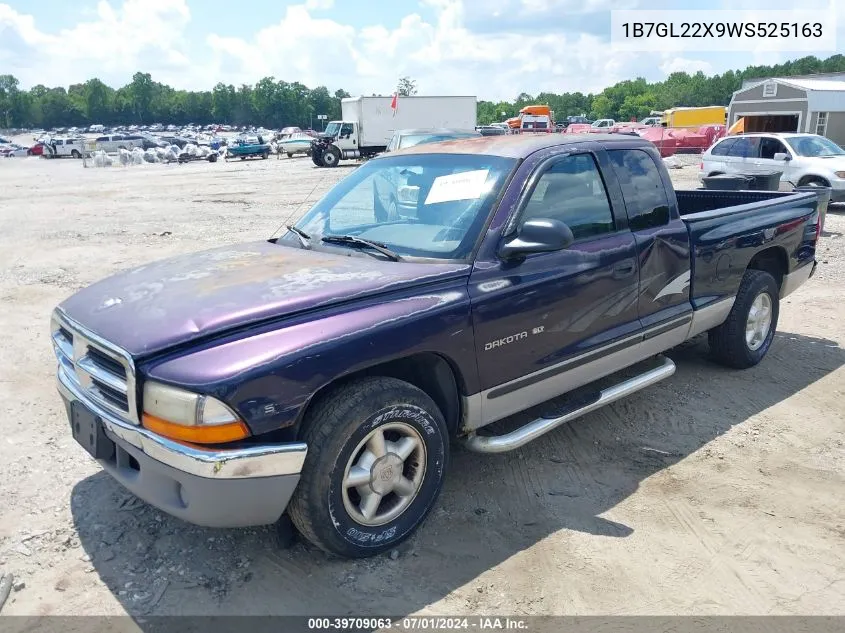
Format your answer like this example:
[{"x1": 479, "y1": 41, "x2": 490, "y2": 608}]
[{"x1": 424, "y1": 169, "x2": 490, "y2": 205}]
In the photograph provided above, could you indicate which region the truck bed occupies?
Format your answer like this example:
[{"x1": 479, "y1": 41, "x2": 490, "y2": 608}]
[
  {"x1": 676, "y1": 189, "x2": 802, "y2": 216},
  {"x1": 678, "y1": 189, "x2": 819, "y2": 310}
]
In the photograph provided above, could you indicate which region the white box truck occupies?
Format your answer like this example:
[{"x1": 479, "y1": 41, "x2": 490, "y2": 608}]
[{"x1": 311, "y1": 95, "x2": 477, "y2": 167}]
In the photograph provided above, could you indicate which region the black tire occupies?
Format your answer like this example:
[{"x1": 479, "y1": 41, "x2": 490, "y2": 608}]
[
  {"x1": 207, "y1": 153, "x2": 218, "y2": 163},
  {"x1": 321, "y1": 146, "x2": 341, "y2": 168},
  {"x1": 288, "y1": 377, "x2": 449, "y2": 558},
  {"x1": 311, "y1": 151, "x2": 324, "y2": 167},
  {"x1": 287, "y1": 152, "x2": 294, "y2": 158},
  {"x1": 801, "y1": 178, "x2": 830, "y2": 193},
  {"x1": 71, "y1": 150, "x2": 81, "y2": 159},
  {"x1": 262, "y1": 151, "x2": 269, "y2": 159},
  {"x1": 708, "y1": 269, "x2": 779, "y2": 369}
]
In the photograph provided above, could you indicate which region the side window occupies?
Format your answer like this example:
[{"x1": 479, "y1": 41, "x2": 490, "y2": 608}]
[
  {"x1": 728, "y1": 136, "x2": 759, "y2": 158},
  {"x1": 521, "y1": 153, "x2": 615, "y2": 241},
  {"x1": 759, "y1": 137, "x2": 788, "y2": 159},
  {"x1": 608, "y1": 149, "x2": 671, "y2": 231},
  {"x1": 710, "y1": 138, "x2": 737, "y2": 156},
  {"x1": 340, "y1": 123, "x2": 354, "y2": 137},
  {"x1": 96, "y1": 136, "x2": 108, "y2": 142}
]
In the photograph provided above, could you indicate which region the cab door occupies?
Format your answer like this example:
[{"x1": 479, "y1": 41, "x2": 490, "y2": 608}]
[
  {"x1": 468, "y1": 146, "x2": 642, "y2": 423},
  {"x1": 338, "y1": 122, "x2": 356, "y2": 152},
  {"x1": 753, "y1": 136, "x2": 793, "y2": 185},
  {"x1": 724, "y1": 135, "x2": 761, "y2": 176},
  {"x1": 606, "y1": 146, "x2": 692, "y2": 330}
]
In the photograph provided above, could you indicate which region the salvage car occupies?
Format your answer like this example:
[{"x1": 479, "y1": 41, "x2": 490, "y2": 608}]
[
  {"x1": 383, "y1": 128, "x2": 481, "y2": 153},
  {"x1": 52, "y1": 134, "x2": 821, "y2": 558},
  {"x1": 700, "y1": 132, "x2": 845, "y2": 201},
  {"x1": 1, "y1": 144, "x2": 31, "y2": 157}
]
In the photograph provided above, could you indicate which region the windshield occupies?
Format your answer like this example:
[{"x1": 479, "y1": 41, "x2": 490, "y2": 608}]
[
  {"x1": 398, "y1": 133, "x2": 478, "y2": 149},
  {"x1": 324, "y1": 122, "x2": 341, "y2": 137},
  {"x1": 785, "y1": 135, "x2": 845, "y2": 157},
  {"x1": 287, "y1": 153, "x2": 517, "y2": 261}
]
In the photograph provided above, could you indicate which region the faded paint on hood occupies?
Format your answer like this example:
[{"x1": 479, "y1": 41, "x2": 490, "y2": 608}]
[{"x1": 58, "y1": 240, "x2": 470, "y2": 356}]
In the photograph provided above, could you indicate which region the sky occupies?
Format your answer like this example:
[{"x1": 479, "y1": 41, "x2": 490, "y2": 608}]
[{"x1": 0, "y1": 0, "x2": 842, "y2": 101}]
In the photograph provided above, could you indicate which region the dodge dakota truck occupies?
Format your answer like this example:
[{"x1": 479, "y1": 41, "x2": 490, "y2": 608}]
[{"x1": 52, "y1": 134, "x2": 821, "y2": 558}]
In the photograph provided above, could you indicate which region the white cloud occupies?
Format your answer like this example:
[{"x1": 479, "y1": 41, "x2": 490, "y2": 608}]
[
  {"x1": 199, "y1": 0, "x2": 648, "y2": 100},
  {"x1": 0, "y1": 0, "x2": 192, "y2": 87},
  {"x1": 304, "y1": 0, "x2": 334, "y2": 10},
  {"x1": 518, "y1": 0, "x2": 639, "y2": 13},
  {"x1": 0, "y1": 0, "x2": 841, "y2": 103},
  {"x1": 660, "y1": 57, "x2": 714, "y2": 76}
]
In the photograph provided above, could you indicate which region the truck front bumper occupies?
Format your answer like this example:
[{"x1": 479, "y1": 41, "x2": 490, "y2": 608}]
[{"x1": 57, "y1": 370, "x2": 307, "y2": 528}]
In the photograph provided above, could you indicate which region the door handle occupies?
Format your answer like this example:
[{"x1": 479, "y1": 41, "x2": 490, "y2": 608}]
[{"x1": 613, "y1": 260, "x2": 635, "y2": 277}]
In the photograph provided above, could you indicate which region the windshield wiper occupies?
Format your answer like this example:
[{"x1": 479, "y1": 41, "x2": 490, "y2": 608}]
[
  {"x1": 321, "y1": 235, "x2": 402, "y2": 261},
  {"x1": 286, "y1": 224, "x2": 311, "y2": 249}
]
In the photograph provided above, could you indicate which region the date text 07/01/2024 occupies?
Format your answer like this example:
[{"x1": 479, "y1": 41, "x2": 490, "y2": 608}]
[{"x1": 307, "y1": 616, "x2": 530, "y2": 630}]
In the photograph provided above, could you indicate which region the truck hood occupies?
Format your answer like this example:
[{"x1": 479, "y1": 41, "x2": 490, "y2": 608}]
[
  {"x1": 58, "y1": 241, "x2": 470, "y2": 357},
  {"x1": 811, "y1": 155, "x2": 845, "y2": 167}
]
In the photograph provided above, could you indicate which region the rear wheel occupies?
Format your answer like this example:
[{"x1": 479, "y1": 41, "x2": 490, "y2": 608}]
[
  {"x1": 71, "y1": 149, "x2": 81, "y2": 159},
  {"x1": 287, "y1": 152, "x2": 294, "y2": 158},
  {"x1": 709, "y1": 269, "x2": 779, "y2": 369},
  {"x1": 288, "y1": 377, "x2": 449, "y2": 558}
]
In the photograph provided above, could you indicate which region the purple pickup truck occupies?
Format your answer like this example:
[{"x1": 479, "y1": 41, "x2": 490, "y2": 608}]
[{"x1": 52, "y1": 134, "x2": 821, "y2": 558}]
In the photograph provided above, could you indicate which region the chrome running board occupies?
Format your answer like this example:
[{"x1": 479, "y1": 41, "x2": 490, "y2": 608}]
[{"x1": 462, "y1": 356, "x2": 676, "y2": 454}]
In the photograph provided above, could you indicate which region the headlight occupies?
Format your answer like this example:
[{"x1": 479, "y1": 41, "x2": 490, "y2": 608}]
[
  {"x1": 835, "y1": 171, "x2": 845, "y2": 178},
  {"x1": 142, "y1": 381, "x2": 249, "y2": 444}
]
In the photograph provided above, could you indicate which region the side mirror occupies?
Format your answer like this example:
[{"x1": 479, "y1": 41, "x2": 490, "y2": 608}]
[
  {"x1": 773, "y1": 152, "x2": 791, "y2": 161},
  {"x1": 499, "y1": 218, "x2": 575, "y2": 260}
]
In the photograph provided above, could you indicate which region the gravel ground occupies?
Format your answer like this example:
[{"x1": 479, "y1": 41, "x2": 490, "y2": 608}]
[{"x1": 0, "y1": 149, "x2": 843, "y2": 619}]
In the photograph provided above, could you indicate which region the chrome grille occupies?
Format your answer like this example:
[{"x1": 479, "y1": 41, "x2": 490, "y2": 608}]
[{"x1": 51, "y1": 310, "x2": 139, "y2": 425}]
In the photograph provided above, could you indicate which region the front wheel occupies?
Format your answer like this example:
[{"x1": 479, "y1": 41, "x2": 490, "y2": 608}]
[
  {"x1": 709, "y1": 269, "x2": 779, "y2": 369},
  {"x1": 288, "y1": 377, "x2": 449, "y2": 558},
  {"x1": 321, "y1": 146, "x2": 341, "y2": 168}
]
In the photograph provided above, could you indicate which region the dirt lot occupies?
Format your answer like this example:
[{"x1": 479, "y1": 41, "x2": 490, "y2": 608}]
[{"x1": 0, "y1": 150, "x2": 843, "y2": 619}]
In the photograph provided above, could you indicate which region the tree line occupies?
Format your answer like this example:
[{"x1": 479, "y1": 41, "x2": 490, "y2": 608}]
[{"x1": 1, "y1": 55, "x2": 843, "y2": 131}]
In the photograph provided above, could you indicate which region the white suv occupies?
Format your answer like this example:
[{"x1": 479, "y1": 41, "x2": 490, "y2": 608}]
[{"x1": 700, "y1": 132, "x2": 845, "y2": 201}]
